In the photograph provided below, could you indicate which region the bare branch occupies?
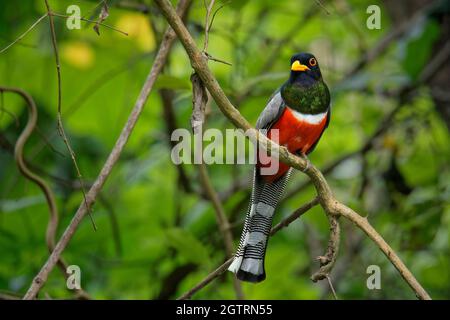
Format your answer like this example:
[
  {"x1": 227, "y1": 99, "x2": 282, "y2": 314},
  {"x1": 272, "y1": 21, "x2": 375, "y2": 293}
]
[
  {"x1": 44, "y1": 0, "x2": 97, "y2": 231},
  {"x1": 22, "y1": 0, "x2": 192, "y2": 300},
  {"x1": 326, "y1": 275, "x2": 338, "y2": 300},
  {"x1": 311, "y1": 215, "x2": 340, "y2": 282},
  {"x1": 51, "y1": 12, "x2": 128, "y2": 36},
  {"x1": 0, "y1": 13, "x2": 48, "y2": 53},
  {"x1": 202, "y1": 0, "x2": 216, "y2": 52},
  {"x1": 314, "y1": 0, "x2": 331, "y2": 15},
  {"x1": 208, "y1": 2, "x2": 229, "y2": 32}
]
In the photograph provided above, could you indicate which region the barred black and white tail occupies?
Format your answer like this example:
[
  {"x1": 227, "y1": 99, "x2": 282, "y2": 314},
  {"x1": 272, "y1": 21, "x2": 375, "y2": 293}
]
[{"x1": 228, "y1": 168, "x2": 292, "y2": 282}]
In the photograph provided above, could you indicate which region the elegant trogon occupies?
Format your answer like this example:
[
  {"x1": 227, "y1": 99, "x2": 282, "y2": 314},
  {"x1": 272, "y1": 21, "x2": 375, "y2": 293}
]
[{"x1": 228, "y1": 53, "x2": 331, "y2": 282}]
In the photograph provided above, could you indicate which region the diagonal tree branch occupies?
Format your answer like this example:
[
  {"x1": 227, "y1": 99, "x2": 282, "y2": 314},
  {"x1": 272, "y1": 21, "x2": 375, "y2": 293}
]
[
  {"x1": 154, "y1": 0, "x2": 431, "y2": 300},
  {"x1": 22, "y1": 0, "x2": 191, "y2": 300},
  {"x1": 0, "y1": 13, "x2": 48, "y2": 53}
]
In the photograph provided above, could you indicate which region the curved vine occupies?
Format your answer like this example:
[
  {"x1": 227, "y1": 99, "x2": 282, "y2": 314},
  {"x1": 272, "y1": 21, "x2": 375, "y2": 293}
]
[{"x1": 0, "y1": 86, "x2": 89, "y2": 299}]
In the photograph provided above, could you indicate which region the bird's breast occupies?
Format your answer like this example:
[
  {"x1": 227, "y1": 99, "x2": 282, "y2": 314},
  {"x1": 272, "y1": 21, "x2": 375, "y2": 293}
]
[
  {"x1": 268, "y1": 107, "x2": 328, "y2": 153},
  {"x1": 258, "y1": 107, "x2": 328, "y2": 182}
]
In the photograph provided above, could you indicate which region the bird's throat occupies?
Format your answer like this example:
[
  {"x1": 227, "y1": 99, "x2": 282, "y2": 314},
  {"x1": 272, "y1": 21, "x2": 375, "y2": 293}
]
[{"x1": 281, "y1": 80, "x2": 330, "y2": 114}]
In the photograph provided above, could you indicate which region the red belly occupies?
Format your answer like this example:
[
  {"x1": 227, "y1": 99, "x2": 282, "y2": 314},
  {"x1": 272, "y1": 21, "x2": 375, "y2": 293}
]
[{"x1": 257, "y1": 108, "x2": 327, "y2": 182}]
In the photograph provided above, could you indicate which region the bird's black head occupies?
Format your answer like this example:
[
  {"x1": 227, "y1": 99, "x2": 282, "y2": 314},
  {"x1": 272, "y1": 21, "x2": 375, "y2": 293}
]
[{"x1": 289, "y1": 52, "x2": 322, "y2": 84}]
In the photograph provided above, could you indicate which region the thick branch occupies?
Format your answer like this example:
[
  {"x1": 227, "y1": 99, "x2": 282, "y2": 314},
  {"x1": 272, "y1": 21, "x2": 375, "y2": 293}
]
[
  {"x1": 155, "y1": 0, "x2": 431, "y2": 300},
  {"x1": 335, "y1": 203, "x2": 431, "y2": 300},
  {"x1": 22, "y1": 0, "x2": 191, "y2": 300}
]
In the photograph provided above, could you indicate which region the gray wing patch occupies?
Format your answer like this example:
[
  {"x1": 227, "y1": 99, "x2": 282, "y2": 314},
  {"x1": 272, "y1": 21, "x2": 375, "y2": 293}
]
[{"x1": 255, "y1": 91, "x2": 286, "y2": 130}]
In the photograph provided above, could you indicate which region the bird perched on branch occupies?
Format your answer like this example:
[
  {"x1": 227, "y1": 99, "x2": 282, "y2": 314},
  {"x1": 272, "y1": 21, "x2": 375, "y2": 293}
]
[{"x1": 228, "y1": 53, "x2": 331, "y2": 282}]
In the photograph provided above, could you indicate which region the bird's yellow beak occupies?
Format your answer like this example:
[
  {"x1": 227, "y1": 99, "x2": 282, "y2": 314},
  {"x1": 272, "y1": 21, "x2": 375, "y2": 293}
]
[{"x1": 291, "y1": 60, "x2": 310, "y2": 72}]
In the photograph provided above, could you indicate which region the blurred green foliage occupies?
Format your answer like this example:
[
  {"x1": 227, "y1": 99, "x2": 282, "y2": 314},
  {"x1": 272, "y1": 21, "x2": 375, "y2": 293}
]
[{"x1": 0, "y1": 0, "x2": 449, "y2": 300}]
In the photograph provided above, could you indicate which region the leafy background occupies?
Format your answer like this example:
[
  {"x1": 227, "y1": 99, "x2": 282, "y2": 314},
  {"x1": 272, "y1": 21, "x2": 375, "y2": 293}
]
[{"x1": 0, "y1": 0, "x2": 449, "y2": 299}]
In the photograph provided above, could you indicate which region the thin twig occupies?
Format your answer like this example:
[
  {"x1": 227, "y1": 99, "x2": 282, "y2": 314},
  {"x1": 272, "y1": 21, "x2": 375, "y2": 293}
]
[
  {"x1": 319, "y1": 229, "x2": 364, "y2": 299},
  {"x1": 0, "y1": 13, "x2": 48, "y2": 53},
  {"x1": 208, "y1": 1, "x2": 229, "y2": 31},
  {"x1": 326, "y1": 275, "x2": 338, "y2": 300},
  {"x1": 311, "y1": 215, "x2": 340, "y2": 282},
  {"x1": 203, "y1": 52, "x2": 232, "y2": 66},
  {"x1": 50, "y1": 12, "x2": 128, "y2": 36},
  {"x1": 0, "y1": 98, "x2": 20, "y2": 127},
  {"x1": 22, "y1": 0, "x2": 192, "y2": 300},
  {"x1": 0, "y1": 291, "x2": 21, "y2": 300},
  {"x1": 270, "y1": 197, "x2": 319, "y2": 235},
  {"x1": 28, "y1": 52, "x2": 153, "y2": 160},
  {"x1": 64, "y1": 52, "x2": 152, "y2": 117},
  {"x1": 314, "y1": 0, "x2": 331, "y2": 15},
  {"x1": 202, "y1": 0, "x2": 216, "y2": 52},
  {"x1": 34, "y1": 126, "x2": 66, "y2": 158},
  {"x1": 201, "y1": 0, "x2": 231, "y2": 66},
  {"x1": 0, "y1": 3, "x2": 127, "y2": 52},
  {"x1": 44, "y1": 0, "x2": 97, "y2": 231},
  {"x1": 178, "y1": 257, "x2": 234, "y2": 300}
]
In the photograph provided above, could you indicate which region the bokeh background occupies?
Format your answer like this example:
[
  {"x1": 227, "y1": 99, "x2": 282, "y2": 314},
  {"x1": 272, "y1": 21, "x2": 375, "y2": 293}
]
[{"x1": 0, "y1": 0, "x2": 449, "y2": 299}]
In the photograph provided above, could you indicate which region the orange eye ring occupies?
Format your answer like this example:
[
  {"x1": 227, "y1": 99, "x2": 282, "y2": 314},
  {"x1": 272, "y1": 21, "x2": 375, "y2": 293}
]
[{"x1": 309, "y1": 58, "x2": 317, "y2": 66}]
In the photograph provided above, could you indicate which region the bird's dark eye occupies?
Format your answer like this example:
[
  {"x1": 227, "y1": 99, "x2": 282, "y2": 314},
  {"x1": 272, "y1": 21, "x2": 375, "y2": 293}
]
[{"x1": 309, "y1": 58, "x2": 317, "y2": 66}]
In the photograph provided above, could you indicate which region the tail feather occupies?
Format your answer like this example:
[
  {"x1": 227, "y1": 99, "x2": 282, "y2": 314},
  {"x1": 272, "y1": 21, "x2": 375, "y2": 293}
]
[{"x1": 228, "y1": 168, "x2": 291, "y2": 282}]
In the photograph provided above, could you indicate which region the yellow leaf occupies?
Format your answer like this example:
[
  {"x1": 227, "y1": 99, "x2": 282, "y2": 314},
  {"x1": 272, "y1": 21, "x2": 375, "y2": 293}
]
[
  {"x1": 115, "y1": 13, "x2": 155, "y2": 51},
  {"x1": 60, "y1": 41, "x2": 95, "y2": 70}
]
